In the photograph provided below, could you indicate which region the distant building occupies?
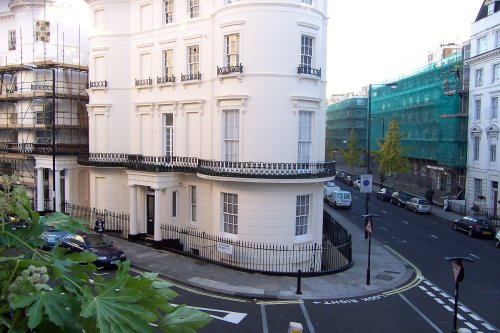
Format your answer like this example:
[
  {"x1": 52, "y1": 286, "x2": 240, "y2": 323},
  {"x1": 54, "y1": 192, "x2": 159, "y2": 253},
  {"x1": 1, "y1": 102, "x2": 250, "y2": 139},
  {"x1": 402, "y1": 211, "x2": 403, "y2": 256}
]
[
  {"x1": 427, "y1": 43, "x2": 462, "y2": 64},
  {"x1": 465, "y1": 0, "x2": 500, "y2": 216},
  {"x1": 325, "y1": 97, "x2": 367, "y2": 162}
]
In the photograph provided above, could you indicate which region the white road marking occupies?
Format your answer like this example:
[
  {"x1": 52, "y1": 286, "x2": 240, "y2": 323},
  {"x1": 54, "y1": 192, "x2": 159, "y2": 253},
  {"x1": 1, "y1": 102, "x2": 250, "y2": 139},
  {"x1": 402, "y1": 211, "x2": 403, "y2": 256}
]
[
  {"x1": 482, "y1": 322, "x2": 496, "y2": 330},
  {"x1": 440, "y1": 292, "x2": 450, "y2": 299},
  {"x1": 470, "y1": 314, "x2": 481, "y2": 321},
  {"x1": 260, "y1": 304, "x2": 268, "y2": 333},
  {"x1": 457, "y1": 314, "x2": 465, "y2": 320},
  {"x1": 173, "y1": 304, "x2": 247, "y2": 324},
  {"x1": 431, "y1": 286, "x2": 441, "y2": 292},
  {"x1": 300, "y1": 301, "x2": 315, "y2": 333},
  {"x1": 460, "y1": 305, "x2": 470, "y2": 313},
  {"x1": 434, "y1": 298, "x2": 444, "y2": 305},
  {"x1": 423, "y1": 280, "x2": 433, "y2": 286},
  {"x1": 419, "y1": 286, "x2": 428, "y2": 291},
  {"x1": 381, "y1": 227, "x2": 388, "y2": 231},
  {"x1": 469, "y1": 253, "x2": 480, "y2": 259},
  {"x1": 426, "y1": 292, "x2": 436, "y2": 297},
  {"x1": 430, "y1": 234, "x2": 438, "y2": 239},
  {"x1": 382, "y1": 210, "x2": 388, "y2": 214},
  {"x1": 465, "y1": 322, "x2": 478, "y2": 330},
  {"x1": 399, "y1": 294, "x2": 444, "y2": 333},
  {"x1": 444, "y1": 305, "x2": 454, "y2": 312},
  {"x1": 402, "y1": 220, "x2": 409, "y2": 224}
]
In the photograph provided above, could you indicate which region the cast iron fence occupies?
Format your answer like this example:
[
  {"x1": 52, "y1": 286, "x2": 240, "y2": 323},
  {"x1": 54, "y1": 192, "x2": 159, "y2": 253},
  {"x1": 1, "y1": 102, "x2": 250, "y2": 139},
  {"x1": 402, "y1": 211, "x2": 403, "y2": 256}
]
[
  {"x1": 62, "y1": 202, "x2": 352, "y2": 276},
  {"x1": 64, "y1": 203, "x2": 130, "y2": 239}
]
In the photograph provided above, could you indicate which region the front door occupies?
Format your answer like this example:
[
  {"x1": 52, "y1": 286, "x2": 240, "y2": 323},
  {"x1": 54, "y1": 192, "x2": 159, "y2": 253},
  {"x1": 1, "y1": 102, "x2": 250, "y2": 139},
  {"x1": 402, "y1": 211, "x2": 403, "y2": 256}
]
[{"x1": 146, "y1": 194, "x2": 154, "y2": 235}]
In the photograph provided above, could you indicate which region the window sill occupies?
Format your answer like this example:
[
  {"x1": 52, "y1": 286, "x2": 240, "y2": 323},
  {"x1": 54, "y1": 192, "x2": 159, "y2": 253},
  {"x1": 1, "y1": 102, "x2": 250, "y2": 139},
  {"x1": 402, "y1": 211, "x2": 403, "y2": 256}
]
[
  {"x1": 217, "y1": 73, "x2": 242, "y2": 83},
  {"x1": 135, "y1": 85, "x2": 153, "y2": 91},
  {"x1": 181, "y1": 80, "x2": 202, "y2": 88},
  {"x1": 297, "y1": 74, "x2": 320, "y2": 84},
  {"x1": 158, "y1": 82, "x2": 176, "y2": 90},
  {"x1": 294, "y1": 234, "x2": 312, "y2": 244}
]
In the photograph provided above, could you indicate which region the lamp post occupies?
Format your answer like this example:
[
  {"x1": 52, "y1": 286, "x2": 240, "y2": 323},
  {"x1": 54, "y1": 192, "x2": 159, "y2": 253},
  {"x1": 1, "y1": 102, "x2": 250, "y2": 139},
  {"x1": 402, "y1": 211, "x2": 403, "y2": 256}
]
[
  {"x1": 371, "y1": 116, "x2": 385, "y2": 140},
  {"x1": 364, "y1": 82, "x2": 397, "y2": 285}
]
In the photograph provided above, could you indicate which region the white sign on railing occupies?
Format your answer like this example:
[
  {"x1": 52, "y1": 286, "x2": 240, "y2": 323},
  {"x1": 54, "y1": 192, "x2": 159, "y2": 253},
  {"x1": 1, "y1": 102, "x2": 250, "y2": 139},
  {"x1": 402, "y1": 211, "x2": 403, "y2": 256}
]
[{"x1": 217, "y1": 242, "x2": 233, "y2": 255}]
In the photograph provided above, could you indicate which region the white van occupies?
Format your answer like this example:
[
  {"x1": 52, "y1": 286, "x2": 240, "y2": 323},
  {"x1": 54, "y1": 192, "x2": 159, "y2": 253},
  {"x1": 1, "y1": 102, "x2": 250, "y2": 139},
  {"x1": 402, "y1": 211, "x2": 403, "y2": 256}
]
[
  {"x1": 327, "y1": 190, "x2": 352, "y2": 209},
  {"x1": 323, "y1": 182, "x2": 341, "y2": 202}
]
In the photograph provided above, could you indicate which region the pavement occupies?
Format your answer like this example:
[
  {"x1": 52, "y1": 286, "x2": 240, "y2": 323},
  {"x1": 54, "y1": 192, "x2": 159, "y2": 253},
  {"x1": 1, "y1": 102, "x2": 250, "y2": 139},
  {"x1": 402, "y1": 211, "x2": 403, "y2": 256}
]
[{"x1": 109, "y1": 203, "x2": 464, "y2": 301}]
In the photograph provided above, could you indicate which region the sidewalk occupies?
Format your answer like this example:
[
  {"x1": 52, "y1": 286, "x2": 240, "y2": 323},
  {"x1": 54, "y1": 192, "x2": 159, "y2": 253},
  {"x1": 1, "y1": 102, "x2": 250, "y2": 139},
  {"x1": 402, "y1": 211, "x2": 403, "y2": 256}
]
[{"x1": 109, "y1": 207, "x2": 463, "y2": 301}]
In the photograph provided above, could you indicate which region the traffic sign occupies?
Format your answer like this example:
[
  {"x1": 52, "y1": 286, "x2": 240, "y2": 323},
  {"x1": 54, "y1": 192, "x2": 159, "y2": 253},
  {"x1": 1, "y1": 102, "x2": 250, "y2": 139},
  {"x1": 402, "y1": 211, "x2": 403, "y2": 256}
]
[
  {"x1": 360, "y1": 174, "x2": 372, "y2": 193},
  {"x1": 365, "y1": 218, "x2": 373, "y2": 235},
  {"x1": 451, "y1": 261, "x2": 464, "y2": 283}
]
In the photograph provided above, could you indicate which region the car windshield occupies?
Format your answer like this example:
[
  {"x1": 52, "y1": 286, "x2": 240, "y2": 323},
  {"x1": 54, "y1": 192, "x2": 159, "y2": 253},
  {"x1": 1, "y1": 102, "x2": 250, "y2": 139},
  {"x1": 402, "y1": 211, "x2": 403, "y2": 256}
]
[
  {"x1": 418, "y1": 199, "x2": 430, "y2": 205},
  {"x1": 84, "y1": 235, "x2": 112, "y2": 248},
  {"x1": 400, "y1": 193, "x2": 411, "y2": 200}
]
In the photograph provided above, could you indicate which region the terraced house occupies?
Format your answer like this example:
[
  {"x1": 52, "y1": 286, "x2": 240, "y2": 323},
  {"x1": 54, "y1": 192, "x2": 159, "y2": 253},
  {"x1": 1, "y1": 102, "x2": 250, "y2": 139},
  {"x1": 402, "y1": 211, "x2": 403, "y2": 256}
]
[{"x1": 81, "y1": 0, "x2": 333, "y2": 269}]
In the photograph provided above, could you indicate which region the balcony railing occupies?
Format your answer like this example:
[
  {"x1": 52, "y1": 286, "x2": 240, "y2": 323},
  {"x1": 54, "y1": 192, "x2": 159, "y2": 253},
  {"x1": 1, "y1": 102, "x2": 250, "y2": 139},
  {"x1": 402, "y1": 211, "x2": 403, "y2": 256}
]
[
  {"x1": 297, "y1": 65, "x2": 322, "y2": 78},
  {"x1": 0, "y1": 143, "x2": 88, "y2": 155},
  {"x1": 135, "y1": 78, "x2": 153, "y2": 87},
  {"x1": 87, "y1": 80, "x2": 108, "y2": 88},
  {"x1": 181, "y1": 72, "x2": 202, "y2": 82},
  {"x1": 217, "y1": 64, "x2": 243, "y2": 75},
  {"x1": 78, "y1": 152, "x2": 336, "y2": 179},
  {"x1": 157, "y1": 75, "x2": 176, "y2": 84},
  {"x1": 31, "y1": 83, "x2": 51, "y2": 91}
]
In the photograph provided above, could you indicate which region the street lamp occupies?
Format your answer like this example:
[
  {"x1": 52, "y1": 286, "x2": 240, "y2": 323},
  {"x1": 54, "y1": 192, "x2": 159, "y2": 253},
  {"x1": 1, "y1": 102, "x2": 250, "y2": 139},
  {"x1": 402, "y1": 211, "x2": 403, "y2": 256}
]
[{"x1": 371, "y1": 116, "x2": 385, "y2": 140}]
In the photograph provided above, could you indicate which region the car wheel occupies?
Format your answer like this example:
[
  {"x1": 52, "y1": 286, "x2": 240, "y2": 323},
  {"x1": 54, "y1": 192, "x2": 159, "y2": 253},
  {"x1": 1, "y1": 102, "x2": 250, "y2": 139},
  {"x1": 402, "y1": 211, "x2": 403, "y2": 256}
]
[
  {"x1": 467, "y1": 229, "x2": 473, "y2": 237},
  {"x1": 453, "y1": 223, "x2": 458, "y2": 231},
  {"x1": 413, "y1": 208, "x2": 417, "y2": 214}
]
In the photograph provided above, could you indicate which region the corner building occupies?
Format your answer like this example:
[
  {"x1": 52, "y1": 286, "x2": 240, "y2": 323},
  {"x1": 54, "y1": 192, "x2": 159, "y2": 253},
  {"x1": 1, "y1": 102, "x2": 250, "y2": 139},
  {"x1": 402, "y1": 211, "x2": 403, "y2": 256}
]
[{"x1": 82, "y1": 0, "x2": 332, "y2": 254}]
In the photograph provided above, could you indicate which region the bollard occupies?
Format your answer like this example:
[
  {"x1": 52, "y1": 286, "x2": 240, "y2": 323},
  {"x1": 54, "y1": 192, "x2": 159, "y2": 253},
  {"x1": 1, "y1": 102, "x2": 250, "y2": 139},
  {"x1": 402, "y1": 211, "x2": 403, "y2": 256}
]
[
  {"x1": 296, "y1": 269, "x2": 302, "y2": 295},
  {"x1": 288, "y1": 322, "x2": 303, "y2": 333}
]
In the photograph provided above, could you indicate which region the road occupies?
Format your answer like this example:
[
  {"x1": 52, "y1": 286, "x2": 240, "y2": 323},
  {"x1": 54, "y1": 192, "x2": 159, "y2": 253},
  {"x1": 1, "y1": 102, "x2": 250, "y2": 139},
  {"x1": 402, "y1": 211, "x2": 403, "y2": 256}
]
[{"x1": 118, "y1": 182, "x2": 500, "y2": 332}]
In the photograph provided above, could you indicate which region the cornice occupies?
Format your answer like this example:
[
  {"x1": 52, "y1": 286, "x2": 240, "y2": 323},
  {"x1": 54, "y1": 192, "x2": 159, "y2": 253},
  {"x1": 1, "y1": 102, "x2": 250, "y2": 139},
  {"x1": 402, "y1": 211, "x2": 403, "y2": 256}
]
[
  {"x1": 465, "y1": 47, "x2": 500, "y2": 65},
  {"x1": 8, "y1": 0, "x2": 56, "y2": 12}
]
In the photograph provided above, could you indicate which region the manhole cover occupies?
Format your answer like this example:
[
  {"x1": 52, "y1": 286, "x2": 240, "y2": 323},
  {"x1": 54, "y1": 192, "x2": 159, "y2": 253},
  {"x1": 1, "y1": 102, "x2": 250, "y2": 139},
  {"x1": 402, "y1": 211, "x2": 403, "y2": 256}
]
[{"x1": 375, "y1": 274, "x2": 394, "y2": 281}]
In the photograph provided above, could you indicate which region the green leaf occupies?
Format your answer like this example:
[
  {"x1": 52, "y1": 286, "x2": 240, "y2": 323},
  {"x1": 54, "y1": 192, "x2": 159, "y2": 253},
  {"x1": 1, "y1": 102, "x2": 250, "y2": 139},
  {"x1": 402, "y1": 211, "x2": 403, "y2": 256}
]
[
  {"x1": 80, "y1": 273, "x2": 156, "y2": 333},
  {"x1": 11, "y1": 286, "x2": 80, "y2": 330},
  {"x1": 159, "y1": 305, "x2": 211, "y2": 333}
]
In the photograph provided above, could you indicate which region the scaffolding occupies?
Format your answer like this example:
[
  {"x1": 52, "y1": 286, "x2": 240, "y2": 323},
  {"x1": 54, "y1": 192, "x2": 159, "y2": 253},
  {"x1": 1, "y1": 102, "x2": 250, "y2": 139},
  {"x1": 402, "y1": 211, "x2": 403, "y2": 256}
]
[{"x1": 0, "y1": 60, "x2": 88, "y2": 199}]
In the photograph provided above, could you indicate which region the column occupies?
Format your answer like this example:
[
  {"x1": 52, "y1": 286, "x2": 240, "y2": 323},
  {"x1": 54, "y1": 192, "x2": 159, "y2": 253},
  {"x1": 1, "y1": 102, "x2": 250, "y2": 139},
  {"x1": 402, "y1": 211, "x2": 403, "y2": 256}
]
[
  {"x1": 129, "y1": 185, "x2": 138, "y2": 235},
  {"x1": 154, "y1": 188, "x2": 162, "y2": 242},
  {"x1": 55, "y1": 170, "x2": 61, "y2": 212},
  {"x1": 36, "y1": 168, "x2": 44, "y2": 212}
]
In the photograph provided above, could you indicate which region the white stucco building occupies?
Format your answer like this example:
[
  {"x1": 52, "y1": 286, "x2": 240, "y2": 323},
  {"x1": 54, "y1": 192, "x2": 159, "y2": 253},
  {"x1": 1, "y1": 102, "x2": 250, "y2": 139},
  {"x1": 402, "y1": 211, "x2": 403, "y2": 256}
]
[
  {"x1": 82, "y1": 0, "x2": 333, "y2": 252},
  {"x1": 0, "y1": 0, "x2": 89, "y2": 211},
  {"x1": 465, "y1": 0, "x2": 500, "y2": 215}
]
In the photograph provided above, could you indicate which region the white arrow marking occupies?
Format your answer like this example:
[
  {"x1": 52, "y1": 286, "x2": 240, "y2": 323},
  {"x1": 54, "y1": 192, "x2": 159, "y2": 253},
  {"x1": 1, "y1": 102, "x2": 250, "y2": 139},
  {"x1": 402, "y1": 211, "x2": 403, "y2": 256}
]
[
  {"x1": 469, "y1": 253, "x2": 480, "y2": 259},
  {"x1": 402, "y1": 220, "x2": 409, "y2": 224},
  {"x1": 172, "y1": 304, "x2": 247, "y2": 324},
  {"x1": 430, "y1": 234, "x2": 438, "y2": 239}
]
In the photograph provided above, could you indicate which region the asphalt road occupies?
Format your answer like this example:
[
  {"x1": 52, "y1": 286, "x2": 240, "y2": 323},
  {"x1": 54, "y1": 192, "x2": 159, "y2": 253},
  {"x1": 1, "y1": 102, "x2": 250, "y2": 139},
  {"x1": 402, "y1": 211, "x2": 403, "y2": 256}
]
[{"x1": 332, "y1": 181, "x2": 500, "y2": 331}]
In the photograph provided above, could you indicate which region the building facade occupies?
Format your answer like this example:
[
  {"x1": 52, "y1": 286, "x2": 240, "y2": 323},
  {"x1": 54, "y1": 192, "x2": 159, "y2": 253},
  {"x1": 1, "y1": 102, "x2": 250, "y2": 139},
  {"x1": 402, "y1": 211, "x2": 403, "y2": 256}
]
[
  {"x1": 0, "y1": 0, "x2": 90, "y2": 211},
  {"x1": 82, "y1": 0, "x2": 332, "y2": 253},
  {"x1": 465, "y1": 0, "x2": 500, "y2": 216}
]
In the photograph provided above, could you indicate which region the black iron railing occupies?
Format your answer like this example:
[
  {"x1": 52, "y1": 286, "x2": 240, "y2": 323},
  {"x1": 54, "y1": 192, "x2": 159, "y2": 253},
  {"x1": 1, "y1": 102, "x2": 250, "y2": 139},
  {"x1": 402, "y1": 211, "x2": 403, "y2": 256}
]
[
  {"x1": 77, "y1": 152, "x2": 336, "y2": 179},
  {"x1": 217, "y1": 64, "x2": 243, "y2": 75},
  {"x1": 135, "y1": 78, "x2": 153, "y2": 86},
  {"x1": 87, "y1": 80, "x2": 107, "y2": 88},
  {"x1": 0, "y1": 143, "x2": 88, "y2": 155},
  {"x1": 64, "y1": 203, "x2": 130, "y2": 240},
  {"x1": 157, "y1": 75, "x2": 176, "y2": 84},
  {"x1": 159, "y1": 222, "x2": 351, "y2": 276},
  {"x1": 181, "y1": 72, "x2": 202, "y2": 82},
  {"x1": 31, "y1": 83, "x2": 52, "y2": 91},
  {"x1": 297, "y1": 65, "x2": 322, "y2": 78}
]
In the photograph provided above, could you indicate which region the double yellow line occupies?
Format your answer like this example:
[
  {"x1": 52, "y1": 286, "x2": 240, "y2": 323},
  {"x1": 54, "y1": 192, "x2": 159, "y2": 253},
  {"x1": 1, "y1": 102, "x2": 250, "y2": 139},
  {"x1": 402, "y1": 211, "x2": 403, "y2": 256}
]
[{"x1": 382, "y1": 245, "x2": 423, "y2": 296}]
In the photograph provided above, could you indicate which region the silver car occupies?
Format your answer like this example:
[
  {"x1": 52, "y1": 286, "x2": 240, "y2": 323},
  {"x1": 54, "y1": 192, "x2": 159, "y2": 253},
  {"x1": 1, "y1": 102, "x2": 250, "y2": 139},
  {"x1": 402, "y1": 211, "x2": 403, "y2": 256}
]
[{"x1": 406, "y1": 197, "x2": 431, "y2": 214}]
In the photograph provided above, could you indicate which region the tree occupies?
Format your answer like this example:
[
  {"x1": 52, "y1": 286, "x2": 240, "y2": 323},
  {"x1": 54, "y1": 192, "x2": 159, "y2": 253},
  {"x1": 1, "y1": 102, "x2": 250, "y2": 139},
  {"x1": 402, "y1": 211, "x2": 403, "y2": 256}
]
[
  {"x1": 341, "y1": 129, "x2": 362, "y2": 174},
  {"x1": 0, "y1": 175, "x2": 211, "y2": 333},
  {"x1": 374, "y1": 120, "x2": 410, "y2": 188}
]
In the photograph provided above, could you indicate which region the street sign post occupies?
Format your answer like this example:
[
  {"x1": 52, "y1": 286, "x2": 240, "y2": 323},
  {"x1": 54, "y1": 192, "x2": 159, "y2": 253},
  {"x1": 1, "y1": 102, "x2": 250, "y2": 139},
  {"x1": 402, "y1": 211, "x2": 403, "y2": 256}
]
[
  {"x1": 360, "y1": 174, "x2": 372, "y2": 193},
  {"x1": 445, "y1": 257, "x2": 473, "y2": 333}
]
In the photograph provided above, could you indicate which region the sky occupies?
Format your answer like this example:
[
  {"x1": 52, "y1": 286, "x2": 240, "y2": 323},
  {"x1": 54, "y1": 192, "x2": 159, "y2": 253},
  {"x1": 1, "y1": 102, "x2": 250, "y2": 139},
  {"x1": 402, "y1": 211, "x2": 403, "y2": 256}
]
[{"x1": 327, "y1": 0, "x2": 485, "y2": 96}]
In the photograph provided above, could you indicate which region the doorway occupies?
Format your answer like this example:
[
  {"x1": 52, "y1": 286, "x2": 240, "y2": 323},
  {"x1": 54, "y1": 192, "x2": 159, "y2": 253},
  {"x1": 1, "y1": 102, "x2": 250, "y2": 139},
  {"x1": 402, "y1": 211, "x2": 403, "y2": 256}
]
[{"x1": 146, "y1": 194, "x2": 154, "y2": 235}]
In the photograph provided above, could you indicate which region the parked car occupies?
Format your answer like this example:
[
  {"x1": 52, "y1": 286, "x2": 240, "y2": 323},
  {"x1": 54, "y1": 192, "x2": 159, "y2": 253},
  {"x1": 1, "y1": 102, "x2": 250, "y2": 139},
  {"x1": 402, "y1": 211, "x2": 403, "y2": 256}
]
[
  {"x1": 352, "y1": 179, "x2": 361, "y2": 190},
  {"x1": 406, "y1": 197, "x2": 431, "y2": 214},
  {"x1": 327, "y1": 190, "x2": 352, "y2": 209},
  {"x1": 59, "y1": 232, "x2": 127, "y2": 267},
  {"x1": 324, "y1": 182, "x2": 341, "y2": 202},
  {"x1": 376, "y1": 188, "x2": 393, "y2": 202},
  {"x1": 40, "y1": 226, "x2": 68, "y2": 250},
  {"x1": 390, "y1": 191, "x2": 412, "y2": 208},
  {"x1": 453, "y1": 216, "x2": 496, "y2": 238},
  {"x1": 496, "y1": 230, "x2": 500, "y2": 248},
  {"x1": 343, "y1": 175, "x2": 354, "y2": 186}
]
